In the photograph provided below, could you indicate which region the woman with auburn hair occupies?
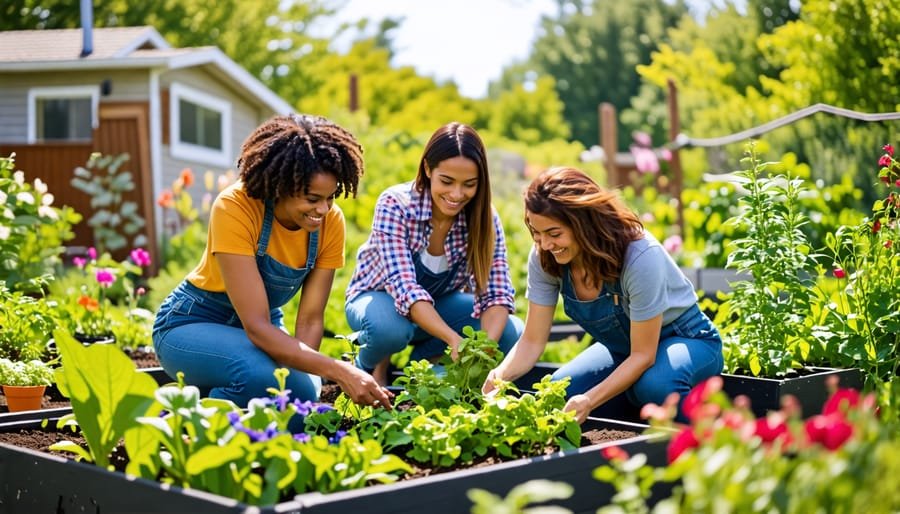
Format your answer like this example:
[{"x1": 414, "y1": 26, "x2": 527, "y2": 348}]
[
  {"x1": 345, "y1": 122, "x2": 523, "y2": 385},
  {"x1": 153, "y1": 114, "x2": 392, "y2": 412},
  {"x1": 483, "y1": 167, "x2": 723, "y2": 423}
]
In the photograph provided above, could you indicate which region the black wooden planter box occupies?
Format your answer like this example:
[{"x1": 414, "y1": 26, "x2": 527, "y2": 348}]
[
  {"x1": 0, "y1": 416, "x2": 665, "y2": 514},
  {"x1": 720, "y1": 367, "x2": 864, "y2": 418}
]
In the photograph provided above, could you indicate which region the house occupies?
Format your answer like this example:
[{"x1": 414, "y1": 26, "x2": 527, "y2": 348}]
[{"x1": 0, "y1": 26, "x2": 293, "y2": 265}]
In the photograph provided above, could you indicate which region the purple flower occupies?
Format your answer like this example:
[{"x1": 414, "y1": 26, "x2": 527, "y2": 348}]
[
  {"x1": 292, "y1": 399, "x2": 313, "y2": 416},
  {"x1": 316, "y1": 404, "x2": 334, "y2": 414},
  {"x1": 293, "y1": 433, "x2": 311, "y2": 443},
  {"x1": 328, "y1": 430, "x2": 347, "y2": 445}
]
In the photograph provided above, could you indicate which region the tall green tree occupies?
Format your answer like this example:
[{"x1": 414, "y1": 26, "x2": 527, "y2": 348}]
[{"x1": 503, "y1": 0, "x2": 687, "y2": 148}]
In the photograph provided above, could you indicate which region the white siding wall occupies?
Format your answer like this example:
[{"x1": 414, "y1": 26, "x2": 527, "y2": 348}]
[{"x1": 0, "y1": 70, "x2": 150, "y2": 142}]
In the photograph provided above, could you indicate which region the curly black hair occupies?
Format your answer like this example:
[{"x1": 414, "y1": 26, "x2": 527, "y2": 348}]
[{"x1": 237, "y1": 113, "x2": 364, "y2": 200}]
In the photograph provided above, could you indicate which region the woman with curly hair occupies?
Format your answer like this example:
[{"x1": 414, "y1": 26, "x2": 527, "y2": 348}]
[
  {"x1": 483, "y1": 167, "x2": 722, "y2": 423},
  {"x1": 153, "y1": 114, "x2": 391, "y2": 410}
]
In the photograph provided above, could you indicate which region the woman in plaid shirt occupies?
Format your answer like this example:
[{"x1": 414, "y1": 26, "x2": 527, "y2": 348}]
[{"x1": 345, "y1": 122, "x2": 524, "y2": 385}]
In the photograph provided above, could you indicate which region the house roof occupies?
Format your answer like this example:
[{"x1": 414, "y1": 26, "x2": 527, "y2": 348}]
[{"x1": 0, "y1": 26, "x2": 292, "y2": 115}]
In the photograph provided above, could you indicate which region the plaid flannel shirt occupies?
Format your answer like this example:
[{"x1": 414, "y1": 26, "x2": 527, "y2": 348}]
[{"x1": 345, "y1": 181, "x2": 516, "y2": 318}]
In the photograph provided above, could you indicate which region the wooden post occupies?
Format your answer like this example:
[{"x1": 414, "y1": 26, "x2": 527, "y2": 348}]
[
  {"x1": 600, "y1": 103, "x2": 620, "y2": 188},
  {"x1": 349, "y1": 74, "x2": 358, "y2": 112},
  {"x1": 666, "y1": 78, "x2": 684, "y2": 236}
]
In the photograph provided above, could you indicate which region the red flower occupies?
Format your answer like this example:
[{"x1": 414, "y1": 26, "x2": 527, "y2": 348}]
[
  {"x1": 884, "y1": 144, "x2": 894, "y2": 156},
  {"x1": 873, "y1": 220, "x2": 882, "y2": 233},
  {"x1": 157, "y1": 190, "x2": 174, "y2": 208},
  {"x1": 601, "y1": 445, "x2": 629, "y2": 461},
  {"x1": 667, "y1": 427, "x2": 699, "y2": 463},
  {"x1": 179, "y1": 168, "x2": 195, "y2": 188},
  {"x1": 879, "y1": 155, "x2": 892, "y2": 167},
  {"x1": 822, "y1": 389, "x2": 860, "y2": 416},
  {"x1": 755, "y1": 415, "x2": 792, "y2": 446},
  {"x1": 804, "y1": 414, "x2": 854, "y2": 451},
  {"x1": 833, "y1": 268, "x2": 846, "y2": 279},
  {"x1": 885, "y1": 240, "x2": 893, "y2": 249}
]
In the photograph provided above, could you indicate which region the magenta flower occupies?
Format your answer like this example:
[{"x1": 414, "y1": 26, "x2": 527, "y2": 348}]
[
  {"x1": 667, "y1": 427, "x2": 699, "y2": 463},
  {"x1": 73, "y1": 256, "x2": 86, "y2": 269},
  {"x1": 822, "y1": 389, "x2": 860, "y2": 416},
  {"x1": 95, "y1": 268, "x2": 116, "y2": 288},
  {"x1": 833, "y1": 268, "x2": 846, "y2": 279},
  {"x1": 884, "y1": 144, "x2": 894, "y2": 156},
  {"x1": 87, "y1": 247, "x2": 97, "y2": 260},
  {"x1": 130, "y1": 248, "x2": 152, "y2": 267},
  {"x1": 879, "y1": 155, "x2": 892, "y2": 167},
  {"x1": 754, "y1": 415, "x2": 792, "y2": 445},
  {"x1": 804, "y1": 414, "x2": 853, "y2": 451}
]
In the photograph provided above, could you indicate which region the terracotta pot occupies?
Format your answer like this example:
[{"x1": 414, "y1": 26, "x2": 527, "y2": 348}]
[{"x1": 2, "y1": 385, "x2": 46, "y2": 412}]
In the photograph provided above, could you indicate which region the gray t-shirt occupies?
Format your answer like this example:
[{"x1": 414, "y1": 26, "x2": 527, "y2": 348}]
[{"x1": 525, "y1": 231, "x2": 697, "y2": 325}]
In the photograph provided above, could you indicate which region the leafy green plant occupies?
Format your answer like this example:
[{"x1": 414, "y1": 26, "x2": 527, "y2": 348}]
[
  {"x1": 0, "y1": 154, "x2": 80, "y2": 293},
  {"x1": 594, "y1": 377, "x2": 900, "y2": 513},
  {"x1": 716, "y1": 142, "x2": 823, "y2": 376},
  {"x1": 440, "y1": 326, "x2": 504, "y2": 401},
  {"x1": 468, "y1": 479, "x2": 574, "y2": 514},
  {"x1": 0, "y1": 357, "x2": 54, "y2": 386},
  {"x1": 70, "y1": 152, "x2": 147, "y2": 253},
  {"x1": 0, "y1": 279, "x2": 58, "y2": 360},
  {"x1": 818, "y1": 143, "x2": 900, "y2": 421},
  {"x1": 49, "y1": 328, "x2": 158, "y2": 469}
]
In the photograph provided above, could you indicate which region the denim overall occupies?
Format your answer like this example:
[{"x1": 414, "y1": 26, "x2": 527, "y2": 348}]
[
  {"x1": 346, "y1": 251, "x2": 523, "y2": 370},
  {"x1": 152, "y1": 199, "x2": 322, "y2": 406},
  {"x1": 550, "y1": 267, "x2": 723, "y2": 421}
]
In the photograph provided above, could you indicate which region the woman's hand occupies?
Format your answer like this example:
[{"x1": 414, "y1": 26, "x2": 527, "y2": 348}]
[
  {"x1": 481, "y1": 367, "x2": 505, "y2": 395},
  {"x1": 447, "y1": 333, "x2": 462, "y2": 362},
  {"x1": 334, "y1": 361, "x2": 394, "y2": 410},
  {"x1": 564, "y1": 394, "x2": 593, "y2": 424}
]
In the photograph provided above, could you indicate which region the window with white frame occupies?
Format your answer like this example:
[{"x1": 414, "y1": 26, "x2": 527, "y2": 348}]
[
  {"x1": 27, "y1": 86, "x2": 99, "y2": 142},
  {"x1": 169, "y1": 82, "x2": 231, "y2": 168}
]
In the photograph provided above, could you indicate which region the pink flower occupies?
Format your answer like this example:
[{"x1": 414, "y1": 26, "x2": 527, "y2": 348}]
[
  {"x1": 879, "y1": 155, "x2": 892, "y2": 167},
  {"x1": 601, "y1": 445, "x2": 629, "y2": 461},
  {"x1": 895, "y1": 179, "x2": 900, "y2": 188},
  {"x1": 73, "y1": 256, "x2": 86, "y2": 269},
  {"x1": 833, "y1": 268, "x2": 846, "y2": 279},
  {"x1": 136, "y1": 287, "x2": 146, "y2": 296},
  {"x1": 95, "y1": 268, "x2": 116, "y2": 288},
  {"x1": 87, "y1": 247, "x2": 97, "y2": 260},
  {"x1": 130, "y1": 248, "x2": 152, "y2": 267},
  {"x1": 663, "y1": 234, "x2": 683, "y2": 254},
  {"x1": 681, "y1": 376, "x2": 722, "y2": 422},
  {"x1": 667, "y1": 427, "x2": 699, "y2": 463},
  {"x1": 631, "y1": 146, "x2": 660, "y2": 174},
  {"x1": 884, "y1": 144, "x2": 894, "y2": 156},
  {"x1": 822, "y1": 389, "x2": 860, "y2": 416}
]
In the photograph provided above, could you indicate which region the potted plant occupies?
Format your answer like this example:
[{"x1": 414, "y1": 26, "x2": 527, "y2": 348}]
[
  {"x1": 711, "y1": 143, "x2": 863, "y2": 417},
  {"x1": 0, "y1": 358, "x2": 54, "y2": 412}
]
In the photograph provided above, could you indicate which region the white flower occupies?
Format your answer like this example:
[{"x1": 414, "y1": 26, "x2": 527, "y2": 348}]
[
  {"x1": 33, "y1": 178, "x2": 47, "y2": 194},
  {"x1": 16, "y1": 192, "x2": 34, "y2": 205},
  {"x1": 0, "y1": 190, "x2": 6, "y2": 204},
  {"x1": 13, "y1": 171, "x2": 24, "y2": 184},
  {"x1": 0, "y1": 225, "x2": 9, "y2": 240},
  {"x1": 38, "y1": 205, "x2": 58, "y2": 220}
]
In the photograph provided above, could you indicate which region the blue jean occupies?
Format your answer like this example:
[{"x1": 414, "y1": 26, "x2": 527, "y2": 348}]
[
  {"x1": 152, "y1": 283, "x2": 321, "y2": 408},
  {"x1": 551, "y1": 304, "x2": 723, "y2": 421},
  {"x1": 345, "y1": 291, "x2": 523, "y2": 370}
]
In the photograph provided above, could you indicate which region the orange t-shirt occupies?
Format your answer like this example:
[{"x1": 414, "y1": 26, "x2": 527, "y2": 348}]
[{"x1": 186, "y1": 181, "x2": 346, "y2": 292}]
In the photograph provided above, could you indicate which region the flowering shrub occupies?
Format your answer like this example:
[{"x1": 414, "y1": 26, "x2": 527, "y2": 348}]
[
  {"x1": 54, "y1": 246, "x2": 151, "y2": 342},
  {"x1": 819, "y1": 143, "x2": 900, "y2": 420},
  {"x1": 594, "y1": 377, "x2": 900, "y2": 513},
  {"x1": 0, "y1": 154, "x2": 80, "y2": 292}
]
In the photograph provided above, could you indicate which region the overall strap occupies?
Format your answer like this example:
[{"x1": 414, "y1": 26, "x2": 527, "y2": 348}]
[
  {"x1": 257, "y1": 199, "x2": 276, "y2": 257},
  {"x1": 305, "y1": 229, "x2": 319, "y2": 269}
]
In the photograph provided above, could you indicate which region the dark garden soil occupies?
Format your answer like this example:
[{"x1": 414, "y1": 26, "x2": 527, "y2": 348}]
[{"x1": 3, "y1": 381, "x2": 641, "y2": 487}]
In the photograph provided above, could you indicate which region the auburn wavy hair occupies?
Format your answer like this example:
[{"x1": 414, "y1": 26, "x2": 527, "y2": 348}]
[
  {"x1": 524, "y1": 167, "x2": 643, "y2": 288},
  {"x1": 414, "y1": 122, "x2": 494, "y2": 294},
  {"x1": 237, "y1": 114, "x2": 364, "y2": 200}
]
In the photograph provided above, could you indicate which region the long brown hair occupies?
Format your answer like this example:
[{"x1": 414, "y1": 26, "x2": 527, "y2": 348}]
[
  {"x1": 415, "y1": 122, "x2": 493, "y2": 293},
  {"x1": 238, "y1": 114, "x2": 364, "y2": 200},
  {"x1": 524, "y1": 167, "x2": 643, "y2": 288}
]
